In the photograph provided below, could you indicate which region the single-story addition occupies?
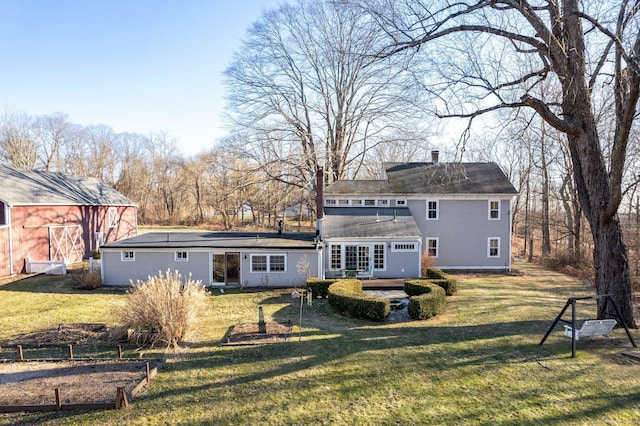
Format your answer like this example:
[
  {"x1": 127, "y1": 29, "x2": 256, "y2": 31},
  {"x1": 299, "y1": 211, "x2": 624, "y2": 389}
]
[
  {"x1": 0, "y1": 165, "x2": 137, "y2": 277},
  {"x1": 100, "y1": 231, "x2": 321, "y2": 287}
]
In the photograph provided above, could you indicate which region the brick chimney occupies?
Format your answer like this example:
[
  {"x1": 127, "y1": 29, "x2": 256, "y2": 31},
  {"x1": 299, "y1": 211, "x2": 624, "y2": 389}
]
[
  {"x1": 431, "y1": 150, "x2": 439, "y2": 163},
  {"x1": 316, "y1": 167, "x2": 324, "y2": 220}
]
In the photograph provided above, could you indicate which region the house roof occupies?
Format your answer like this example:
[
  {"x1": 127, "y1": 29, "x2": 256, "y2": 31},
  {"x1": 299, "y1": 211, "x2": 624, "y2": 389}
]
[
  {"x1": 321, "y1": 207, "x2": 421, "y2": 239},
  {"x1": 101, "y1": 231, "x2": 319, "y2": 251},
  {"x1": 0, "y1": 165, "x2": 136, "y2": 207},
  {"x1": 384, "y1": 162, "x2": 518, "y2": 195},
  {"x1": 325, "y1": 180, "x2": 392, "y2": 195}
]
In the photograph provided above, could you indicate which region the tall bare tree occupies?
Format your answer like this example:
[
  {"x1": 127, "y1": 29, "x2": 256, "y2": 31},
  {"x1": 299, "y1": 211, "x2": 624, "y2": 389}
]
[
  {"x1": 369, "y1": 0, "x2": 640, "y2": 325},
  {"x1": 224, "y1": 0, "x2": 428, "y2": 192}
]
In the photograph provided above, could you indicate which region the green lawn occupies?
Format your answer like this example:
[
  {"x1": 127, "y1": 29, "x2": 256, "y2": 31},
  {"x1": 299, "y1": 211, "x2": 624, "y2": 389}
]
[{"x1": 1, "y1": 263, "x2": 640, "y2": 425}]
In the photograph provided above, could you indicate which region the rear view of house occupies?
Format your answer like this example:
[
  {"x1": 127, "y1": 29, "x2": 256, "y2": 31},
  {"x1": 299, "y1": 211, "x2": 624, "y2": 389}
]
[{"x1": 0, "y1": 165, "x2": 137, "y2": 276}]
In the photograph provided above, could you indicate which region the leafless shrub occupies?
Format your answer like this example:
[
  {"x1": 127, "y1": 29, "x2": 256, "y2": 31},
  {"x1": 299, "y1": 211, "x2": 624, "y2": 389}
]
[
  {"x1": 115, "y1": 270, "x2": 208, "y2": 349},
  {"x1": 71, "y1": 271, "x2": 102, "y2": 290}
]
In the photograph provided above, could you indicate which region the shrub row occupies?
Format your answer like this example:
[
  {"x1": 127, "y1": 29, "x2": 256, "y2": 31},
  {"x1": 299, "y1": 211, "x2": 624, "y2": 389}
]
[
  {"x1": 404, "y1": 279, "x2": 446, "y2": 320},
  {"x1": 306, "y1": 278, "x2": 337, "y2": 299},
  {"x1": 328, "y1": 279, "x2": 390, "y2": 322},
  {"x1": 424, "y1": 268, "x2": 458, "y2": 296}
]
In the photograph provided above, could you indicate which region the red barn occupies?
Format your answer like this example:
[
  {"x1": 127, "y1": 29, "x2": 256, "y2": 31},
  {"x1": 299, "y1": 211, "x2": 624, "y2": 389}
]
[{"x1": 0, "y1": 165, "x2": 137, "y2": 276}]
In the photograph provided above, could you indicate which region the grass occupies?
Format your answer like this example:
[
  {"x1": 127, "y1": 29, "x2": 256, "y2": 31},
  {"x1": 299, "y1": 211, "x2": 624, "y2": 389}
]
[{"x1": 1, "y1": 263, "x2": 640, "y2": 425}]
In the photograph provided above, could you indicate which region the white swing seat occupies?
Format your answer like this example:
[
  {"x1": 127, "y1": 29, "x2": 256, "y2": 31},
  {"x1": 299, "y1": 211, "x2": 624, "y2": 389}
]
[{"x1": 563, "y1": 319, "x2": 617, "y2": 340}]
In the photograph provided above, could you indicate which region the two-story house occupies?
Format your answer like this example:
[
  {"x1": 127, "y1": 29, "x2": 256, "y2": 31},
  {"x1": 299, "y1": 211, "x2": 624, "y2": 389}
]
[{"x1": 317, "y1": 155, "x2": 518, "y2": 279}]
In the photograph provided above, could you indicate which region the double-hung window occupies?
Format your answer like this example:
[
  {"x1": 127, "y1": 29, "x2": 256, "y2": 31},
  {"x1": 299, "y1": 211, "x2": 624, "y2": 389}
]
[
  {"x1": 108, "y1": 207, "x2": 118, "y2": 228},
  {"x1": 426, "y1": 238, "x2": 438, "y2": 258},
  {"x1": 426, "y1": 200, "x2": 438, "y2": 220},
  {"x1": 488, "y1": 238, "x2": 500, "y2": 257},
  {"x1": 488, "y1": 200, "x2": 500, "y2": 220}
]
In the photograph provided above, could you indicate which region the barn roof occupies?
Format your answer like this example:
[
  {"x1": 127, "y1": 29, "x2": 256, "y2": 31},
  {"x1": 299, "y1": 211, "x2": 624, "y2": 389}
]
[{"x1": 0, "y1": 165, "x2": 136, "y2": 207}]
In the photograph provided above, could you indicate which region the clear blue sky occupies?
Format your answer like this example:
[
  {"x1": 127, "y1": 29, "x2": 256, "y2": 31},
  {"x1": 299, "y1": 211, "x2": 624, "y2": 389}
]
[{"x1": 0, "y1": 0, "x2": 282, "y2": 155}]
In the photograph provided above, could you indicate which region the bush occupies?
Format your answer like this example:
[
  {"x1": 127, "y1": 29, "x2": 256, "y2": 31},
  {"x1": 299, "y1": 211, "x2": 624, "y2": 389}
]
[
  {"x1": 71, "y1": 270, "x2": 102, "y2": 290},
  {"x1": 116, "y1": 269, "x2": 208, "y2": 349},
  {"x1": 328, "y1": 279, "x2": 390, "y2": 322},
  {"x1": 424, "y1": 268, "x2": 458, "y2": 295},
  {"x1": 404, "y1": 279, "x2": 446, "y2": 320},
  {"x1": 306, "y1": 278, "x2": 337, "y2": 299}
]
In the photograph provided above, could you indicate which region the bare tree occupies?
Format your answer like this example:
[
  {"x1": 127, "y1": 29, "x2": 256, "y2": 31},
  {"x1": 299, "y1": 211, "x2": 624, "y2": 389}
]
[
  {"x1": 369, "y1": 0, "x2": 640, "y2": 325},
  {"x1": 224, "y1": 0, "x2": 429, "y2": 192},
  {"x1": 0, "y1": 112, "x2": 38, "y2": 169}
]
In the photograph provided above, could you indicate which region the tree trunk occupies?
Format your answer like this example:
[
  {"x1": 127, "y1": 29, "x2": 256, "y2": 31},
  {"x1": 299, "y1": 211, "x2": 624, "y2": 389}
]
[{"x1": 593, "y1": 219, "x2": 634, "y2": 325}]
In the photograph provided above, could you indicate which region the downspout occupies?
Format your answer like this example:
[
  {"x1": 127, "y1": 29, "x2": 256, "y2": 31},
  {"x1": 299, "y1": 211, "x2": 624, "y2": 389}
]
[{"x1": 507, "y1": 196, "x2": 514, "y2": 272}]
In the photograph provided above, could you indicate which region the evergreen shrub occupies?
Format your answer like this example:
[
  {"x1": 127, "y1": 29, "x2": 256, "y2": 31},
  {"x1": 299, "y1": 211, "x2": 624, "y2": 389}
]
[{"x1": 328, "y1": 279, "x2": 390, "y2": 321}]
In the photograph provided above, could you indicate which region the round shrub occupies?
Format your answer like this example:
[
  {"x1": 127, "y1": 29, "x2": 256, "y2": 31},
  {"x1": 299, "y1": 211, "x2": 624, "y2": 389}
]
[
  {"x1": 404, "y1": 279, "x2": 446, "y2": 320},
  {"x1": 424, "y1": 268, "x2": 458, "y2": 295},
  {"x1": 328, "y1": 279, "x2": 390, "y2": 322}
]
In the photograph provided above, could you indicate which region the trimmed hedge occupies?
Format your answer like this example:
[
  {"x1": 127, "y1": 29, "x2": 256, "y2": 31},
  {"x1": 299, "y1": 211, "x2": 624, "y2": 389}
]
[
  {"x1": 425, "y1": 268, "x2": 458, "y2": 296},
  {"x1": 306, "y1": 278, "x2": 337, "y2": 299},
  {"x1": 404, "y1": 279, "x2": 446, "y2": 320},
  {"x1": 328, "y1": 279, "x2": 390, "y2": 322}
]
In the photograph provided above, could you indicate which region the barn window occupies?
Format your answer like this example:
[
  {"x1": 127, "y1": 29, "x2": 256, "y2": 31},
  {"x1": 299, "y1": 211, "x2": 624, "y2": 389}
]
[
  {"x1": 121, "y1": 251, "x2": 135, "y2": 261},
  {"x1": 108, "y1": 207, "x2": 118, "y2": 228}
]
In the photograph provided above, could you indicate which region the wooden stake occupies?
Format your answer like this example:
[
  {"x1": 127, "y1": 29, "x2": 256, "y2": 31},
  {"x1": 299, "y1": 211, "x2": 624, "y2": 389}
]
[
  {"x1": 115, "y1": 387, "x2": 129, "y2": 409},
  {"x1": 54, "y1": 388, "x2": 61, "y2": 411},
  {"x1": 146, "y1": 362, "x2": 150, "y2": 383},
  {"x1": 118, "y1": 345, "x2": 123, "y2": 359},
  {"x1": 68, "y1": 344, "x2": 73, "y2": 360},
  {"x1": 17, "y1": 345, "x2": 23, "y2": 361}
]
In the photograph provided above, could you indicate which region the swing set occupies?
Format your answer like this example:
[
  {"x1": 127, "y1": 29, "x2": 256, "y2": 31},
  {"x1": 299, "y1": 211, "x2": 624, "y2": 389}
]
[{"x1": 539, "y1": 294, "x2": 637, "y2": 358}]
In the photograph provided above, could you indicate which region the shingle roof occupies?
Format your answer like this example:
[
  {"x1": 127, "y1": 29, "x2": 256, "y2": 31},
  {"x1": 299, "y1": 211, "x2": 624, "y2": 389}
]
[
  {"x1": 101, "y1": 232, "x2": 319, "y2": 250},
  {"x1": 384, "y1": 162, "x2": 518, "y2": 195},
  {"x1": 325, "y1": 180, "x2": 392, "y2": 195},
  {"x1": 321, "y1": 207, "x2": 421, "y2": 239},
  {"x1": 0, "y1": 165, "x2": 136, "y2": 206}
]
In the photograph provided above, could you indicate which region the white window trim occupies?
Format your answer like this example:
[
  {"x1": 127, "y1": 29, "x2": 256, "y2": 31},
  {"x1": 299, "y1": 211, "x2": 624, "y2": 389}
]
[
  {"x1": 250, "y1": 253, "x2": 287, "y2": 273},
  {"x1": 364, "y1": 199, "x2": 376, "y2": 206},
  {"x1": 175, "y1": 251, "x2": 189, "y2": 262},
  {"x1": 395, "y1": 199, "x2": 407, "y2": 206},
  {"x1": 329, "y1": 243, "x2": 386, "y2": 271},
  {"x1": 392, "y1": 242, "x2": 418, "y2": 252},
  {"x1": 377, "y1": 199, "x2": 389, "y2": 206},
  {"x1": 325, "y1": 199, "x2": 337, "y2": 206},
  {"x1": 488, "y1": 238, "x2": 500, "y2": 257},
  {"x1": 108, "y1": 207, "x2": 118, "y2": 228},
  {"x1": 351, "y1": 199, "x2": 362, "y2": 206},
  {"x1": 488, "y1": 200, "x2": 501, "y2": 220},
  {"x1": 426, "y1": 200, "x2": 439, "y2": 220},
  {"x1": 121, "y1": 251, "x2": 135, "y2": 261},
  {"x1": 426, "y1": 238, "x2": 439, "y2": 258}
]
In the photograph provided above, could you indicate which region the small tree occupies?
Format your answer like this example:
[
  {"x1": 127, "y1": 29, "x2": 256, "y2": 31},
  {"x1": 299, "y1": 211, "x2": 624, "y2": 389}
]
[{"x1": 117, "y1": 270, "x2": 208, "y2": 349}]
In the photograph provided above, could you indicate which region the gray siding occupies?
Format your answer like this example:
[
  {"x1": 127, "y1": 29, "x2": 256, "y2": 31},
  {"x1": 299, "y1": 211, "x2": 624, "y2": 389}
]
[
  {"x1": 322, "y1": 239, "x2": 421, "y2": 279},
  {"x1": 101, "y1": 248, "x2": 319, "y2": 287},
  {"x1": 408, "y1": 198, "x2": 512, "y2": 270}
]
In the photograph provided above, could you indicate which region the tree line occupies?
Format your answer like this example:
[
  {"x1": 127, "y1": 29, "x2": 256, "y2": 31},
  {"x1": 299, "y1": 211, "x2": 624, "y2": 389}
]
[{"x1": 2, "y1": 0, "x2": 640, "y2": 324}]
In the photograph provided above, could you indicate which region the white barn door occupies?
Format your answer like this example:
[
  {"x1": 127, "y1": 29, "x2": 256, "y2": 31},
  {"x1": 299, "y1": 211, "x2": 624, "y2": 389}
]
[{"x1": 49, "y1": 225, "x2": 83, "y2": 263}]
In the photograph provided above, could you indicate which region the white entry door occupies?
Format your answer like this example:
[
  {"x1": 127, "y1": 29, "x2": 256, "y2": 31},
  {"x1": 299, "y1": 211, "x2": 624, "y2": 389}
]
[{"x1": 49, "y1": 225, "x2": 83, "y2": 263}]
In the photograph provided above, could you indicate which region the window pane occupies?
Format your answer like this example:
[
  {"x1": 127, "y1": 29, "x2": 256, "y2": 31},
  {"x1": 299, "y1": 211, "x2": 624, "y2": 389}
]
[
  {"x1": 331, "y1": 245, "x2": 342, "y2": 270},
  {"x1": 427, "y1": 239, "x2": 438, "y2": 257},
  {"x1": 427, "y1": 201, "x2": 438, "y2": 219},
  {"x1": 345, "y1": 246, "x2": 358, "y2": 269},
  {"x1": 358, "y1": 246, "x2": 370, "y2": 270},
  {"x1": 374, "y1": 244, "x2": 384, "y2": 269},
  {"x1": 270, "y1": 255, "x2": 285, "y2": 272},
  {"x1": 252, "y1": 255, "x2": 267, "y2": 271}
]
